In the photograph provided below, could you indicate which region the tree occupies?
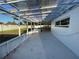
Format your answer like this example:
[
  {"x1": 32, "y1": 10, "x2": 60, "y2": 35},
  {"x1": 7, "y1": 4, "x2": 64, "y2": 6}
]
[
  {"x1": 6, "y1": 21, "x2": 17, "y2": 25},
  {"x1": 0, "y1": 22, "x2": 4, "y2": 24}
]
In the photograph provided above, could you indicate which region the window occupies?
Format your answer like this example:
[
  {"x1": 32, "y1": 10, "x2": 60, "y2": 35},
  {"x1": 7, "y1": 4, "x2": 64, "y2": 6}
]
[
  {"x1": 56, "y1": 21, "x2": 60, "y2": 25},
  {"x1": 55, "y1": 17, "x2": 70, "y2": 27}
]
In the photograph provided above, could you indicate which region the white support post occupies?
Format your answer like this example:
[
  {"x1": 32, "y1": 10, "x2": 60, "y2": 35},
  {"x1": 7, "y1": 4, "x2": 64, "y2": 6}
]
[
  {"x1": 40, "y1": 22, "x2": 41, "y2": 28},
  {"x1": 26, "y1": 21, "x2": 28, "y2": 35},
  {"x1": 18, "y1": 20, "x2": 21, "y2": 36},
  {"x1": 33, "y1": 23, "x2": 35, "y2": 29},
  {"x1": 31, "y1": 22, "x2": 32, "y2": 31},
  {"x1": 40, "y1": 22, "x2": 42, "y2": 32},
  {"x1": 18, "y1": 26, "x2": 21, "y2": 36}
]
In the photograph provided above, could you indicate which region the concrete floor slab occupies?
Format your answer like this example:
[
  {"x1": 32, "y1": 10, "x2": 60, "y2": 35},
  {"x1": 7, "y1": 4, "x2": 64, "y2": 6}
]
[{"x1": 4, "y1": 32, "x2": 79, "y2": 59}]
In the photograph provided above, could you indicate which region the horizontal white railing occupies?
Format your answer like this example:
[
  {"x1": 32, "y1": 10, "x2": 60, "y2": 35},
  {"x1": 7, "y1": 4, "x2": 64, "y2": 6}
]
[
  {"x1": 0, "y1": 29, "x2": 39, "y2": 59},
  {"x1": 0, "y1": 25, "x2": 45, "y2": 31},
  {"x1": 0, "y1": 34, "x2": 29, "y2": 59}
]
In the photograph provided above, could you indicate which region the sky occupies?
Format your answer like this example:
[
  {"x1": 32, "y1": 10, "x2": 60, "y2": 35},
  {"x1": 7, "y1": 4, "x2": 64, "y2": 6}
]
[{"x1": 0, "y1": 14, "x2": 14, "y2": 23}]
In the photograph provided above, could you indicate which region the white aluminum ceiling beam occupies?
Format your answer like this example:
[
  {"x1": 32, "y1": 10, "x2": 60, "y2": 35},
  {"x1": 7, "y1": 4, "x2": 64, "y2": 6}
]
[
  {"x1": 19, "y1": 5, "x2": 57, "y2": 12},
  {"x1": 19, "y1": 10, "x2": 52, "y2": 16},
  {"x1": 23, "y1": 14, "x2": 47, "y2": 18},
  {"x1": 0, "y1": 0, "x2": 25, "y2": 4}
]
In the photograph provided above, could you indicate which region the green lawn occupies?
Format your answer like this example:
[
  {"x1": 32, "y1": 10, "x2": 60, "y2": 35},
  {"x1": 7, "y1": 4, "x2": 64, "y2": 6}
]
[{"x1": 0, "y1": 28, "x2": 27, "y2": 35}]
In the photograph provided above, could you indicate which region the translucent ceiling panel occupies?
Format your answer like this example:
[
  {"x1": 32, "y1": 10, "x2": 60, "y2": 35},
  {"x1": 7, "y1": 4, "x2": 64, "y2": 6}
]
[
  {"x1": 6, "y1": 0, "x2": 16, "y2": 2},
  {"x1": 0, "y1": 4, "x2": 17, "y2": 13},
  {"x1": 0, "y1": 0, "x2": 24, "y2": 4},
  {"x1": 27, "y1": 0, "x2": 42, "y2": 21},
  {"x1": 6, "y1": 0, "x2": 25, "y2": 3},
  {"x1": 73, "y1": 0, "x2": 79, "y2": 3},
  {"x1": 0, "y1": 0, "x2": 5, "y2": 3},
  {"x1": 0, "y1": 10, "x2": 6, "y2": 14}
]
